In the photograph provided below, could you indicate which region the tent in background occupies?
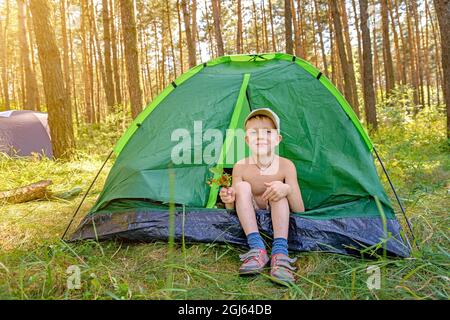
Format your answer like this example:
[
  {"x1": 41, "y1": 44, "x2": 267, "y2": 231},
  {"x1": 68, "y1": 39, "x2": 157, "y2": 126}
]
[
  {"x1": 69, "y1": 53, "x2": 410, "y2": 257},
  {"x1": 0, "y1": 110, "x2": 53, "y2": 158}
]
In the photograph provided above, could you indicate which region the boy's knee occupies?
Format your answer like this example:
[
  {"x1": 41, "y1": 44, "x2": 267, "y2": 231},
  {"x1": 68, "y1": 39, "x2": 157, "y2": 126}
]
[
  {"x1": 269, "y1": 197, "x2": 289, "y2": 206},
  {"x1": 235, "y1": 181, "x2": 252, "y2": 198}
]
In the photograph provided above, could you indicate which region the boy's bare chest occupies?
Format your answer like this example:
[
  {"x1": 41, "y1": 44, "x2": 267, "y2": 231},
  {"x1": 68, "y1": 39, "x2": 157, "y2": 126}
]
[{"x1": 241, "y1": 166, "x2": 285, "y2": 196}]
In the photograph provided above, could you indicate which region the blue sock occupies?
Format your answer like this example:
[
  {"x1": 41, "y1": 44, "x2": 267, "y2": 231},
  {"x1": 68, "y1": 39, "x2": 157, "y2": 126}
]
[
  {"x1": 272, "y1": 238, "x2": 288, "y2": 256},
  {"x1": 247, "y1": 232, "x2": 266, "y2": 250}
]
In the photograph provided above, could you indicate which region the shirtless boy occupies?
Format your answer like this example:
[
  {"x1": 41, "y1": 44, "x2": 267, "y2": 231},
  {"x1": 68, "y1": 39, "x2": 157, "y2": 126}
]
[{"x1": 219, "y1": 108, "x2": 305, "y2": 283}]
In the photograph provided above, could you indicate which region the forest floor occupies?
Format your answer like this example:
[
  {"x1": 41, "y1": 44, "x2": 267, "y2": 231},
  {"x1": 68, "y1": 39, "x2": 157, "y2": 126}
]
[{"x1": 0, "y1": 110, "x2": 448, "y2": 300}]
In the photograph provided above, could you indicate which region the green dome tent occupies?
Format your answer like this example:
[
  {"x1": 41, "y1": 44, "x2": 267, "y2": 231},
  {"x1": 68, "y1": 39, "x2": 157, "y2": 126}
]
[{"x1": 69, "y1": 53, "x2": 411, "y2": 257}]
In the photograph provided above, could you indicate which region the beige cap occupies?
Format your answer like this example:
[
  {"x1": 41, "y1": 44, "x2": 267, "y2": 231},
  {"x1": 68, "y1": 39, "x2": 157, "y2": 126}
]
[{"x1": 244, "y1": 108, "x2": 280, "y2": 133}]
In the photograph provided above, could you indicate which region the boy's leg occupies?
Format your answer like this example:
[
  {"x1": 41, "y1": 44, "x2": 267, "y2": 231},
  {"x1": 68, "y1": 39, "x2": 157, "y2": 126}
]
[
  {"x1": 235, "y1": 181, "x2": 260, "y2": 236},
  {"x1": 269, "y1": 197, "x2": 290, "y2": 240},
  {"x1": 269, "y1": 197, "x2": 297, "y2": 283},
  {"x1": 235, "y1": 181, "x2": 268, "y2": 274}
]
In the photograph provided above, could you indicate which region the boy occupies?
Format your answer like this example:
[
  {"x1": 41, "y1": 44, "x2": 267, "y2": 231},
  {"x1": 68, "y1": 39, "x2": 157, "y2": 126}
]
[{"x1": 219, "y1": 108, "x2": 305, "y2": 284}]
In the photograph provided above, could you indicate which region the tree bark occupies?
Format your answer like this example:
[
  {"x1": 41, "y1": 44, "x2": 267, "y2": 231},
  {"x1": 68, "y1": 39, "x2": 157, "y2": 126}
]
[
  {"x1": 291, "y1": 0, "x2": 301, "y2": 56},
  {"x1": 329, "y1": 0, "x2": 360, "y2": 117},
  {"x1": 80, "y1": 0, "x2": 94, "y2": 123},
  {"x1": 434, "y1": 0, "x2": 450, "y2": 138},
  {"x1": 284, "y1": 0, "x2": 293, "y2": 54},
  {"x1": 30, "y1": 0, "x2": 75, "y2": 158},
  {"x1": 102, "y1": 0, "x2": 116, "y2": 110},
  {"x1": 181, "y1": 0, "x2": 197, "y2": 66},
  {"x1": 381, "y1": 0, "x2": 396, "y2": 95},
  {"x1": 268, "y1": 0, "x2": 277, "y2": 51},
  {"x1": 109, "y1": 0, "x2": 122, "y2": 106},
  {"x1": 60, "y1": 0, "x2": 72, "y2": 116},
  {"x1": 166, "y1": 1, "x2": 177, "y2": 77},
  {"x1": 262, "y1": 0, "x2": 269, "y2": 52},
  {"x1": 176, "y1": 0, "x2": 184, "y2": 73},
  {"x1": 359, "y1": 0, "x2": 377, "y2": 130},
  {"x1": 236, "y1": 0, "x2": 243, "y2": 54},
  {"x1": 212, "y1": 0, "x2": 224, "y2": 56},
  {"x1": 119, "y1": 0, "x2": 144, "y2": 119},
  {"x1": 252, "y1": 0, "x2": 260, "y2": 52},
  {"x1": 339, "y1": 0, "x2": 360, "y2": 113},
  {"x1": 0, "y1": 0, "x2": 10, "y2": 109},
  {"x1": 18, "y1": 0, "x2": 40, "y2": 111},
  {"x1": 314, "y1": 0, "x2": 329, "y2": 76}
]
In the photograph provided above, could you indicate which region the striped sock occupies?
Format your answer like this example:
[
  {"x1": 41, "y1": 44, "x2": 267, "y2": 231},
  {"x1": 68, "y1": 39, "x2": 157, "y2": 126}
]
[
  {"x1": 272, "y1": 238, "x2": 288, "y2": 256},
  {"x1": 246, "y1": 232, "x2": 266, "y2": 250}
]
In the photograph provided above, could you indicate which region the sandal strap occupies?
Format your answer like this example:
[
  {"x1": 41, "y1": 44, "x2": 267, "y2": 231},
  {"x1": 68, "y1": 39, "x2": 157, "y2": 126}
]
[
  {"x1": 239, "y1": 249, "x2": 265, "y2": 262},
  {"x1": 272, "y1": 255, "x2": 297, "y2": 270}
]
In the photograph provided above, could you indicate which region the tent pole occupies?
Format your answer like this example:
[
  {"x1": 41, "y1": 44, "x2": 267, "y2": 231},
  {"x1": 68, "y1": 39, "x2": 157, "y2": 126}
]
[
  {"x1": 61, "y1": 149, "x2": 114, "y2": 241},
  {"x1": 372, "y1": 146, "x2": 416, "y2": 248}
]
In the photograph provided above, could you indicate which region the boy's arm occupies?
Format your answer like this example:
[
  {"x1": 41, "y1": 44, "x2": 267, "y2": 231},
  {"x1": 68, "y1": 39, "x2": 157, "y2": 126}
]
[{"x1": 285, "y1": 160, "x2": 305, "y2": 213}]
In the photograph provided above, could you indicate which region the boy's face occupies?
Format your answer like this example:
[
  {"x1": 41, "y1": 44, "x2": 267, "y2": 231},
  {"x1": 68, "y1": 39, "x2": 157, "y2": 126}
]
[{"x1": 245, "y1": 116, "x2": 281, "y2": 156}]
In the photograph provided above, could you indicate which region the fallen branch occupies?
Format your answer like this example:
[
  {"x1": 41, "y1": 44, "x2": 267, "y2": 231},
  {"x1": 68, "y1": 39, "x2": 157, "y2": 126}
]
[{"x1": 0, "y1": 180, "x2": 53, "y2": 204}]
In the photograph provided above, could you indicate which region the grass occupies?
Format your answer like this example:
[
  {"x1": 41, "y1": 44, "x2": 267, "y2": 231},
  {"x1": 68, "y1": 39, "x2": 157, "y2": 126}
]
[{"x1": 0, "y1": 109, "x2": 448, "y2": 300}]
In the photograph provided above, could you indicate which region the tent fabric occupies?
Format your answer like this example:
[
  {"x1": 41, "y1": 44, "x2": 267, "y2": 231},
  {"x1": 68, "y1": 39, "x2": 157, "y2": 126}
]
[
  {"x1": 71, "y1": 207, "x2": 409, "y2": 257},
  {"x1": 70, "y1": 53, "x2": 410, "y2": 257},
  {"x1": 0, "y1": 110, "x2": 53, "y2": 158}
]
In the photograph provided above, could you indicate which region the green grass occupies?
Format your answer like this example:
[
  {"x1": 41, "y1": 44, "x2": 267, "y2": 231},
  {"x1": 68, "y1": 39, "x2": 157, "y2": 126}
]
[{"x1": 0, "y1": 110, "x2": 448, "y2": 300}]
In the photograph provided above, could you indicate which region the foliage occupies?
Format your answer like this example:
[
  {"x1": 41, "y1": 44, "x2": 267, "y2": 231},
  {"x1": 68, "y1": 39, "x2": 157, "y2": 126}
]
[{"x1": 0, "y1": 110, "x2": 448, "y2": 300}]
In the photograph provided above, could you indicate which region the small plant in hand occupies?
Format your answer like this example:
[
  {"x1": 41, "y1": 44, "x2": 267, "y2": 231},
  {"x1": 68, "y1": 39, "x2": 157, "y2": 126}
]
[{"x1": 207, "y1": 168, "x2": 232, "y2": 188}]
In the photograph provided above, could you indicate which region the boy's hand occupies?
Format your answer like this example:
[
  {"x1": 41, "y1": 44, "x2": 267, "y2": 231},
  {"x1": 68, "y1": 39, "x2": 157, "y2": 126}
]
[
  {"x1": 219, "y1": 187, "x2": 235, "y2": 204},
  {"x1": 262, "y1": 181, "x2": 291, "y2": 202}
]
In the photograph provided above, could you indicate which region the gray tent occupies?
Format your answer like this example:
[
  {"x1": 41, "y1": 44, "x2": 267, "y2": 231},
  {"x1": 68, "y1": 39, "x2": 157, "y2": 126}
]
[{"x1": 0, "y1": 110, "x2": 53, "y2": 158}]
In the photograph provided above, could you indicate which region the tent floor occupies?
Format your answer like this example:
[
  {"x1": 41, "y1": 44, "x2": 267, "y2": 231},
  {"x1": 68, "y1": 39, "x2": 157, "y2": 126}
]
[{"x1": 70, "y1": 207, "x2": 410, "y2": 258}]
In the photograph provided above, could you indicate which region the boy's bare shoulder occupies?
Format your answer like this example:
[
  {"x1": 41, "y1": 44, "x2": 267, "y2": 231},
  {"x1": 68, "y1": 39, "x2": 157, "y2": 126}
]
[
  {"x1": 233, "y1": 157, "x2": 251, "y2": 174},
  {"x1": 278, "y1": 156, "x2": 297, "y2": 172}
]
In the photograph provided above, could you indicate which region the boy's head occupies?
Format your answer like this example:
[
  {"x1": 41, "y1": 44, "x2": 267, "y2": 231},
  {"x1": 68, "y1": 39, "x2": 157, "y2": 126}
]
[{"x1": 244, "y1": 108, "x2": 282, "y2": 156}]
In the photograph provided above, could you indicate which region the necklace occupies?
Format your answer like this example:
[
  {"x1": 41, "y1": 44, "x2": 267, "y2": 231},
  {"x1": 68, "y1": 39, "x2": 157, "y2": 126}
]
[{"x1": 253, "y1": 155, "x2": 275, "y2": 172}]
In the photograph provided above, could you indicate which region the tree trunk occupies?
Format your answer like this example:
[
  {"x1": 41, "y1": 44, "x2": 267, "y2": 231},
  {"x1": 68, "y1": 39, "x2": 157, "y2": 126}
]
[
  {"x1": 434, "y1": 0, "x2": 450, "y2": 138},
  {"x1": 329, "y1": 0, "x2": 360, "y2": 117},
  {"x1": 204, "y1": 1, "x2": 215, "y2": 57},
  {"x1": 359, "y1": 0, "x2": 377, "y2": 130},
  {"x1": 60, "y1": 0, "x2": 71, "y2": 114},
  {"x1": 30, "y1": 0, "x2": 75, "y2": 158},
  {"x1": 339, "y1": 0, "x2": 360, "y2": 113},
  {"x1": 102, "y1": 0, "x2": 116, "y2": 110},
  {"x1": 393, "y1": 0, "x2": 408, "y2": 85},
  {"x1": 110, "y1": 0, "x2": 122, "y2": 106},
  {"x1": 291, "y1": 0, "x2": 301, "y2": 56},
  {"x1": 80, "y1": 0, "x2": 94, "y2": 123},
  {"x1": 284, "y1": 0, "x2": 293, "y2": 54},
  {"x1": 166, "y1": 1, "x2": 177, "y2": 77},
  {"x1": 387, "y1": 0, "x2": 403, "y2": 85},
  {"x1": 236, "y1": 0, "x2": 243, "y2": 54},
  {"x1": 314, "y1": 0, "x2": 328, "y2": 76},
  {"x1": 351, "y1": 0, "x2": 364, "y2": 88},
  {"x1": 181, "y1": 0, "x2": 197, "y2": 66},
  {"x1": 119, "y1": 0, "x2": 143, "y2": 119},
  {"x1": 176, "y1": 0, "x2": 184, "y2": 73},
  {"x1": 0, "y1": 0, "x2": 10, "y2": 110},
  {"x1": 18, "y1": 0, "x2": 40, "y2": 111},
  {"x1": 381, "y1": 0, "x2": 396, "y2": 95},
  {"x1": 262, "y1": 0, "x2": 269, "y2": 52},
  {"x1": 191, "y1": 0, "x2": 198, "y2": 58},
  {"x1": 212, "y1": 0, "x2": 224, "y2": 56},
  {"x1": 406, "y1": 0, "x2": 419, "y2": 105},
  {"x1": 252, "y1": 0, "x2": 260, "y2": 52},
  {"x1": 268, "y1": 0, "x2": 277, "y2": 51},
  {"x1": 427, "y1": 0, "x2": 441, "y2": 105}
]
